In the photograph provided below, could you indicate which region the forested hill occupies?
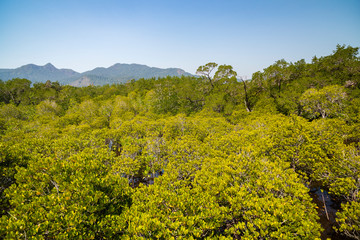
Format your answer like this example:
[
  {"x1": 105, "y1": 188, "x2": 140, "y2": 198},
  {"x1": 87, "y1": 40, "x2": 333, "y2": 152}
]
[
  {"x1": 0, "y1": 45, "x2": 359, "y2": 239},
  {"x1": 0, "y1": 63, "x2": 192, "y2": 86},
  {"x1": 0, "y1": 63, "x2": 79, "y2": 83}
]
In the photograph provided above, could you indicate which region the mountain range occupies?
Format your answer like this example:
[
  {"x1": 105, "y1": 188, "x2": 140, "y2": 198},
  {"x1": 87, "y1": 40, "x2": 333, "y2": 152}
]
[{"x1": 0, "y1": 63, "x2": 192, "y2": 86}]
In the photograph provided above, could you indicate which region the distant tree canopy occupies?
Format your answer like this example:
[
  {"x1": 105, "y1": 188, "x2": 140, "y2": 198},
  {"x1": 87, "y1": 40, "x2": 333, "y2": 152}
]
[{"x1": 0, "y1": 45, "x2": 359, "y2": 239}]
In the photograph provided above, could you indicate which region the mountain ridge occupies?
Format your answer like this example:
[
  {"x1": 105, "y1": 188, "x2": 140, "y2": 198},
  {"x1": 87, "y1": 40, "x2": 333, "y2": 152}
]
[{"x1": 0, "y1": 63, "x2": 192, "y2": 86}]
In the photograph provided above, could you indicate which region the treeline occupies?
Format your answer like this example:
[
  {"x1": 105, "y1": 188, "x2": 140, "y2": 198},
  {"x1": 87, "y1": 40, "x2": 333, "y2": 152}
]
[
  {"x1": 1, "y1": 45, "x2": 359, "y2": 120},
  {"x1": 0, "y1": 45, "x2": 359, "y2": 239}
]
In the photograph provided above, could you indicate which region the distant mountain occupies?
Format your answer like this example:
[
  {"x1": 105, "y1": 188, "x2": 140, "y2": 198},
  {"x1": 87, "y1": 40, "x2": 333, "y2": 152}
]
[
  {"x1": 0, "y1": 63, "x2": 80, "y2": 83},
  {"x1": 69, "y1": 63, "x2": 192, "y2": 87},
  {"x1": 0, "y1": 63, "x2": 192, "y2": 86}
]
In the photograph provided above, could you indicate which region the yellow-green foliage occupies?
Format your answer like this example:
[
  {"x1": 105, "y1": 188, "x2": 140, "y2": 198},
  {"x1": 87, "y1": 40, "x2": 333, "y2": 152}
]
[{"x1": 0, "y1": 45, "x2": 359, "y2": 239}]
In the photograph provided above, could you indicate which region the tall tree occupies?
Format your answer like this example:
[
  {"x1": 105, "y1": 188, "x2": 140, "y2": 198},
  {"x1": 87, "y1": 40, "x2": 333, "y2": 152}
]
[
  {"x1": 196, "y1": 62, "x2": 218, "y2": 89},
  {"x1": 264, "y1": 59, "x2": 291, "y2": 96}
]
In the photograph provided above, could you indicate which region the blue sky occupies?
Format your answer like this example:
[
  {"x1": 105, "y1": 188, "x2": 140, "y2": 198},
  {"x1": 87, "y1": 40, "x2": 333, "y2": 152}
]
[{"x1": 0, "y1": 0, "x2": 359, "y2": 78}]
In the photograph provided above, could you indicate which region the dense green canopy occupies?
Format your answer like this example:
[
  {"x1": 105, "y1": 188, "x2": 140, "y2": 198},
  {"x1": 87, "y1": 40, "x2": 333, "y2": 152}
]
[{"x1": 0, "y1": 45, "x2": 359, "y2": 239}]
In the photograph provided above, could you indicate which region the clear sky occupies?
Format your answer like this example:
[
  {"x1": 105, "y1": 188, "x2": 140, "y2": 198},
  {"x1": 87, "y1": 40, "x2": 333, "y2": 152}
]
[{"x1": 0, "y1": 0, "x2": 359, "y2": 78}]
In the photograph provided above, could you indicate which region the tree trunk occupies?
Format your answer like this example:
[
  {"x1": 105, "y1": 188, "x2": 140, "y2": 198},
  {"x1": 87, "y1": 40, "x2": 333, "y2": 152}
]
[{"x1": 242, "y1": 79, "x2": 252, "y2": 112}]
